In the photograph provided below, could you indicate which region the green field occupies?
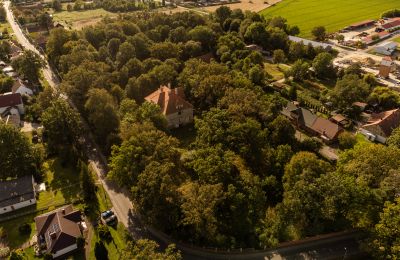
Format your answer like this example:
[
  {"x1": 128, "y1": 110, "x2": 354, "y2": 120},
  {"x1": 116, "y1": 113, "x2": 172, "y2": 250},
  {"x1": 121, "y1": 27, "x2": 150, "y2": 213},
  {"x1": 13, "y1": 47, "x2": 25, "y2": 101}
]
[{"x1": 261, "y1": 0, "x2": 400, "y2": 38}]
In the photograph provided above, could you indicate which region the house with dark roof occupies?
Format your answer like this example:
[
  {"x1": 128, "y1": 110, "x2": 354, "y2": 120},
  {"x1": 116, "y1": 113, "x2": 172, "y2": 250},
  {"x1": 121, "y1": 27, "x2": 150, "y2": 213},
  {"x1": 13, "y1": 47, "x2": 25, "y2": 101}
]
[
  {"x1": 360, "y1": 109, "x2": 400, "y2": 143},
  {"x1": 0, "y1": 93, "x2": 24, "y2": 115},
  {"x1": 145, "y1": 85, "x2": 194, "y2": 128},
  {"x1": 0, "y1": 175, "x2": 36, "y2": 215},
  {"x1": 282, "y1": 102, "x2": 343, "y2": 143},
  {"x1": 35, "y1": 205, "x2": 84, "y2": 258}
]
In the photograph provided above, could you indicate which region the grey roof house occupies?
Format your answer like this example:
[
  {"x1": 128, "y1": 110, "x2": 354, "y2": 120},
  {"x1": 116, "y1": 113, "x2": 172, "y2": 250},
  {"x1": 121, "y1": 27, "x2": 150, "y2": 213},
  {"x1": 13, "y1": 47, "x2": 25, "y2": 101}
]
[{"x1": 0, "y1": 175, "x2": 36, "y2": 214}]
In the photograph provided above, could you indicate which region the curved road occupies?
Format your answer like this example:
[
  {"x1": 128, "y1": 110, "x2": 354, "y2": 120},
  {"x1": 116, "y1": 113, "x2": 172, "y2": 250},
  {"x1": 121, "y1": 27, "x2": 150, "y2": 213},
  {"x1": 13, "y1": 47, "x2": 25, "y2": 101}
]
[{"x1": 4, "y1": 2, "x2": 366, "y2": 258}]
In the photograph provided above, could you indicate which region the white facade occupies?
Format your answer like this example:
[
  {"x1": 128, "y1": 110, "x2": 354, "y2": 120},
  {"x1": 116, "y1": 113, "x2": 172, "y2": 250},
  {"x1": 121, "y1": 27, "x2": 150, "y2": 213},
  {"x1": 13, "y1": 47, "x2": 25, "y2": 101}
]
[
  {"x1": 0, "y1": 198, "x2": 36, "y2": 215},
  {"x1": 52, "y1": 244, "x2": 77, "y2": 258},
  {"x1": 0, "y1": 103, "x2": 24, "y2": 115}
]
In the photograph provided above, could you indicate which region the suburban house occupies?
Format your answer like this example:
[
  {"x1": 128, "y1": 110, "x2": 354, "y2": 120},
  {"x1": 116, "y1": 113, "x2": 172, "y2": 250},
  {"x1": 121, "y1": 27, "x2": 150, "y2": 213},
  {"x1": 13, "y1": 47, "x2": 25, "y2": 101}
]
[
  {"x1": 145, "y1": 85, "x2": 194, "y2": 128},
  {"x1": 0, "y1": 175, "x2": 36, "y2": 215},
  {"x1": 35, "y1": 205, "x2": 85, "y2": 258},
  {"x1": 375, "y1": 41, "x2": 397, "y2": 56},
  {"x1": 281, "y1": 102, "x2": 343, "y2": 143},
  {"x1": 379, "y1": 56, "x2": 395, "y2": 78},
  {"x1": 0, "y1": 93, "x2": 25, "y2": 115},
  {"x1": 288, "y1": 36, "x2": 332, "y2": 50},
  {"x1": 360, "y1": 109, "x2": 400, "y2": 143}
]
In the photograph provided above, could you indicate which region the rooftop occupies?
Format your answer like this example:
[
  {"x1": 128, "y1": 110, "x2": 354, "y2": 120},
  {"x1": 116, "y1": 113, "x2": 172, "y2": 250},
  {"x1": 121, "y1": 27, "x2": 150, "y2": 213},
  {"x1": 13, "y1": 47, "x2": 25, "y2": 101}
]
[{"x1": 0, "y1": 175, "x2": 35, "y2": 208}]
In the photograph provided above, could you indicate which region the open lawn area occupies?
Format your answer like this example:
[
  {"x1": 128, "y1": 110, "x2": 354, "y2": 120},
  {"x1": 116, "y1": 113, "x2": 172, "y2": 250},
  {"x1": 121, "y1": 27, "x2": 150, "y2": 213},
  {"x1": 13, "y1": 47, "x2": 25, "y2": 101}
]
[
  {"x1": 52, "y1": 6, "x2": 118, "y2": 30},
  {"x1": 260, "y1": 0, "x2": 400, "y2": 38}
]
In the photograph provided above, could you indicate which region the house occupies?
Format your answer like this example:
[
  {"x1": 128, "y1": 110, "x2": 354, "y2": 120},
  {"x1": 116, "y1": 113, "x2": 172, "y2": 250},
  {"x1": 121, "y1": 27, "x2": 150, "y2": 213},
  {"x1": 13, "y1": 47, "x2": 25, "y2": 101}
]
[
  {"x1": 375, "y1": 41, "x2": 397, "y2": 55},
  {"x1": 347, "y1": 20, "x2": 375, "y2": 30},
  {"x1": 12, "y1": 80, "x2": 34, "y2": 96},
  {"x1": 381, "y1": 18, "x2": 400, "y2": 31},
  {"x1": 0, "y1": 175, "x2": 36, "y2": 215},
  {"x1": 0, "y1": 93, "x2": 25, "y2": 115},
  {"x1": 330, "y1": 114, "x2": 350, "y2": 127},
  {"x1": 1, "y1": 107, "x2": 21, "y2": 127},
  {"x1": 352, "y1": 101, "x2": 368, "y2": 112},
  {"x1": 281, "y1": 102, "x2": 343, "y2": 143},
  {"x1": 379, "y1": 56, "x2": 394, "y2": 78},
  {"x1": 145, "y1": 85, "x2": 193, "y2": 128},
  {"x1": 288, "y1": 36, "x2": 332, "y2": 50},
  {"x1": 360, "y1": 109, "x2": 400, "y2": 143},
  {"x1": 35, "y1": 205, "x2": 85, "y2": 259}
]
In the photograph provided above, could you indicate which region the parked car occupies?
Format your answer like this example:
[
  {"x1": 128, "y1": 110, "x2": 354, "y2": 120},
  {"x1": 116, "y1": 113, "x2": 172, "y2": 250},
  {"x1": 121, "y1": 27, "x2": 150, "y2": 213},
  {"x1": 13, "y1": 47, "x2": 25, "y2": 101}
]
[{"x1": 101, "y1": 210, "x2": 117, "y2": 225}]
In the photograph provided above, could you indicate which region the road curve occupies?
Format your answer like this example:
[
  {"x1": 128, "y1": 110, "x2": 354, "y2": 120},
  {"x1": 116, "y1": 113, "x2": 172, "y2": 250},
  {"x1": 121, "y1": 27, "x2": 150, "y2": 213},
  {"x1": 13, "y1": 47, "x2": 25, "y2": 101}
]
[{"x1": 4, "y1": 2, "x2": 366, "y2": 258}]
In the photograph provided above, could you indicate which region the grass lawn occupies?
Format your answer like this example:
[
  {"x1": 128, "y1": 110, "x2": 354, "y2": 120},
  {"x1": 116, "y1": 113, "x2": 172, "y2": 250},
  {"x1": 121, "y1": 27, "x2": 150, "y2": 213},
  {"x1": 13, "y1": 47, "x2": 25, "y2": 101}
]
[
  {"x1": 393, "y1": 37, "x2": 400, "y2": 43},
  {"x1": 265, "y1": 62, "x2": 286, "y2": 81},
  {"x1": 260, "y1": 0, "x2": 400, "y2": 38},
  {"x1": 89, "y1": 223, "x2": 128, "y2": 259},
  {"x1": 0, "y1": 214, "x2": 36, "y2": 249},
  {"x1": 36, "y1": 158, "x2": 81, "y2": 210},
  {"x1": 52, "y1": 6, "x2": 117, "y2": 30}
]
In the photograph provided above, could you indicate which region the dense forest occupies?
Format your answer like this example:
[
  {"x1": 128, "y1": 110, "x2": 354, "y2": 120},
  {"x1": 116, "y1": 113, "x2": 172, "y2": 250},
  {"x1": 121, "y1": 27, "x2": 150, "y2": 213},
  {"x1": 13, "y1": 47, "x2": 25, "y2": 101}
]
[{"x1": 37, "y1": 7, "x2": 400, "y2": 258}]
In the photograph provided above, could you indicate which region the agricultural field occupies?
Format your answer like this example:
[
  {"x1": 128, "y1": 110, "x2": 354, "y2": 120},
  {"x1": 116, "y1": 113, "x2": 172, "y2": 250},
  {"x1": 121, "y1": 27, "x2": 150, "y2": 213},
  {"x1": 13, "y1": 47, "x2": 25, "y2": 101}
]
[{"x1": 260, "y1": 0, "x2": 400, "y2": 38}]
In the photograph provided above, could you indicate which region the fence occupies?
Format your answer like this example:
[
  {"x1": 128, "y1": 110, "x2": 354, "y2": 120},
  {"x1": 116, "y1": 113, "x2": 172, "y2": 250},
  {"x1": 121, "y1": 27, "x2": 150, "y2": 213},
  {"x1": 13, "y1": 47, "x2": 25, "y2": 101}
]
[{"x1": 0, "y1": 202, "x2": 69, "y2": 223}]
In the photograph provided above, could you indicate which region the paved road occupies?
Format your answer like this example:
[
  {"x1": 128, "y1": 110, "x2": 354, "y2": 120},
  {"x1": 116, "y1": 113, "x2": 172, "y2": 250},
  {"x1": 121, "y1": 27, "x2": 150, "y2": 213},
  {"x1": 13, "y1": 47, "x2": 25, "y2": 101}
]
[{"x1": 4, "y1": 2, "x2": 366, "y2": 258}]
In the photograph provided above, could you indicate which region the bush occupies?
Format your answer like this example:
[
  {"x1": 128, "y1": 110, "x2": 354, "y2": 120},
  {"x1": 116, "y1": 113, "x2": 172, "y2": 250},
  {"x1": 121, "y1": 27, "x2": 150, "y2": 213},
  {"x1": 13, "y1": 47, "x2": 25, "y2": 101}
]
[
  {"x1": 94, "y1": 241, "x2": 108, "y2": 260},
  {"x1": 18, "y1": 223, "x2": 31, "y2": 235},
  {"x1": 338, "y1": 132, "x2": 356, "y2": 150},
  {"x1": 97, "y1": 225, "x2": 111, "y2": 241},
  {"x1": 76, "y1": 236, "x2": 85, "y2": 249}
]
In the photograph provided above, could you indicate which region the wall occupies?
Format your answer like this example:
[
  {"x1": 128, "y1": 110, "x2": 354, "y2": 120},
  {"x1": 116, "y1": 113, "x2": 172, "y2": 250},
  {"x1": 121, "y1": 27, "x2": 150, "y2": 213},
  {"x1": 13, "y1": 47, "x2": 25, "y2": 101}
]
[
  {"x1": 0, "y1": 198, "x2": 36, "y2": 215},
  {"x1": 166, "y1": 108, "x2": 193, "y2": 128}
]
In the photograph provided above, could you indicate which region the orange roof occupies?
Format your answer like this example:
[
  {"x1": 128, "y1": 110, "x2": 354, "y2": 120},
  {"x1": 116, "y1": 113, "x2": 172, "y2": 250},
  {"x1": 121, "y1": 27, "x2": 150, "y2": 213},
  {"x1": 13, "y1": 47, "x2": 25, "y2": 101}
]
[
  {"x1": 145, "y1": 85, "x2": 193, "y2": 115},
  {"x1": 363, "y1": 109, "x2": 400, "y2": 137},
  {"x1": 311, "y1": 117, "x2": 343, "y2": 140}
]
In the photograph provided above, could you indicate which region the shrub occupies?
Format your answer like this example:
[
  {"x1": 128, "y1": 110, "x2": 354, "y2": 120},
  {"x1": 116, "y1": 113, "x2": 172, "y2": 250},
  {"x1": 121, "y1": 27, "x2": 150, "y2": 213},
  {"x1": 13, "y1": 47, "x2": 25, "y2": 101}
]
[
  {"x1": 0, "y1": 247, "x2": 10, "y2": 258},
  {"x1": 18, "y1": 223, "x2": 31, "y2": 235},
  {"x1": 97, "y1": 225, "x2": 111, "y2": 241},
  {"x1": 338, "y1": 132, "x2": 356, "y2": 150}
]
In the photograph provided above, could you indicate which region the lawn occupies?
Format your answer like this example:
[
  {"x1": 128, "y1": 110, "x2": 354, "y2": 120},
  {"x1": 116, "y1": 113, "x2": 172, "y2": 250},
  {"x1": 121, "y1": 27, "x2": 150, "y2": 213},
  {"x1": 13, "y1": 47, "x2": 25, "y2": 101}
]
[
  {"x1": 260, "y1": 0, "x2": 400, "y2": 38},
  {"x1": 265, "y1": 62, "x2": 286, "y2": 81},
  {"x1": 0, "y1": 214, "x2": 36, "y2": 249},
  {"x1": 52, "y1": 6, "x2": 118, "y2": 30}
]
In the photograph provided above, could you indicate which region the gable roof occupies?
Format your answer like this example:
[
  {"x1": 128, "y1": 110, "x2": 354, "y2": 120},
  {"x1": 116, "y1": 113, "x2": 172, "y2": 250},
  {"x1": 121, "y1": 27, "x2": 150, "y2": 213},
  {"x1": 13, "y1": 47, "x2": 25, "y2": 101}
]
[
  {"x1": 362, "y1": 109, "x2": 400, "y2": 138},
  {"x1": 288, "y1": 36, "x2": 332, "y2": 49},
  {"x1": 382, "y1": 18, "x2": 400, "y2": 30},
  {"x1": 0, "y1": 93, "x2": 23, "y2": 108},
  {"x1": 145, "y1": 86, "x2": 193, "y2": 116},
  {"x1": 35, "y1": 205, "x2": 82, "y2": 254},
  {"x1": 281, "y1": 102, "x2": 317, "y2": 128},
  {"x1": 0, "y1": 175, "x2": 35, "y2": 208},
  {"x1": 311, "y1": 117, "x2": 343, "y2": 140}
]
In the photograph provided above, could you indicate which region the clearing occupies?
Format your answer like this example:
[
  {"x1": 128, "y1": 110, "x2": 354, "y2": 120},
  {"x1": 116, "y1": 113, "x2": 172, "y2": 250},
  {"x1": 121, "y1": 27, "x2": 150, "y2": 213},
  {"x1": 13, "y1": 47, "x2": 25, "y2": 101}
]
[
  {"x1": 199, "y1": 0, "x2": 282, "y2": 13},
  {"x1": 52, "y1": 5, "x2": 118, "y2": 30},
  {"x1": 260, "y1": 0, "x2": 400, "y2": 38}
]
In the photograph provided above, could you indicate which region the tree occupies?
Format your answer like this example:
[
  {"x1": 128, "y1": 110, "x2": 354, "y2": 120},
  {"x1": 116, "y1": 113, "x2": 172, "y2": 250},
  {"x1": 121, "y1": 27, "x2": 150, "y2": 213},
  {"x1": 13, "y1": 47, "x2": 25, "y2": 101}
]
[
  {"x1": 84, "y1": 88, "x2": 119, "y2": 148},
  {"x1": 41, "y1": 99, "x2": 82, "y2": 154},
  {"x1": 273, "y1": 49, "x2": 286, "y2": 64},
  {"x1": 94, "y1": 241, "x2": 108, "y2": 260},
  {"x1": 312, "y1": 52, "x2": 334, "y2": 79},
  {"x1": 368, "y1": 86, "x2": 400, "y2": 110},
  {"x1": 122, "y1": 240, "x2": 182, "y2": 260},
  {"x1": 330, "y1": 74, "x2": 371, "y2": 110},
  {"x1": 52, "y1": 0, "x2": 62, "y2": 11},
  {"x1": 11, "y1": 50, "x2": 44, "y2": 84},
  {"x1": 188, "y1": 26, "x2": 216, "y2": 51},
  {"x1": 311, "y1": 26, "x2": 326, "y2": 41},
  {"x1": 0, "y1": 123, "x2": 41, "y2": 179},
  {"x1": 244, "y1": 22, "x2": 269, "y2": 48},
  {"x1": 338, "y1": 132, "x2": 356, "y2": 150},
  {"x1": 67, "y1": 3, "x2": 72, "y2": 11},
  {"x1": 268, "y1": 115, "x2": 296, "y2": 146},
  {"x1": 0, "y1": 6, "x2": 6, "y2": 22},
  {"x1": 79, "y1": 161, "x2": 96, "y2": 202},
  {"x1": 387, "y1": 127, "x2": 400, "y2": 149},
  {"x1": 215, "y1": 6, "x2": 232, "y2": 26},
  {"x1": 369, "y1": 198, "x2": 400, "y2": 259},
  {"x1": 286, "y1": 59, "x2": 310, "y2": 82}
]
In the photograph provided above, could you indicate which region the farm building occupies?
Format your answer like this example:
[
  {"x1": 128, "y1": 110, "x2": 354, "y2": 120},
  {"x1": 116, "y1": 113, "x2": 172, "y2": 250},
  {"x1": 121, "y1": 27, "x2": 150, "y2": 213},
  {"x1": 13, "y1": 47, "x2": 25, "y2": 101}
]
[
  {"x1": 381, "y1": 18, "x2": 400, "y2": 31},
  {"x1": 362, "y1": 31, "x2": 390, "y2": 45},
  {"x1": 288, "y1": 36, "x2": 332, "y2": 50},
  {"x1": 347, "y1": 20, "x2": 375, "y2": 30},
  {"x1": 375, "y1": 41, "x2": 398, "y2": 55}
]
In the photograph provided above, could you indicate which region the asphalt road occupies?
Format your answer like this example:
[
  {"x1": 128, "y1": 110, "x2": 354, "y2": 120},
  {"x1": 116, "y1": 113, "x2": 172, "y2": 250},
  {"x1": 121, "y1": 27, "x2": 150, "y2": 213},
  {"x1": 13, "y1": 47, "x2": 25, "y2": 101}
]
[{"x1": 4, "y1": 2, "x2": 367, "y2": 258}]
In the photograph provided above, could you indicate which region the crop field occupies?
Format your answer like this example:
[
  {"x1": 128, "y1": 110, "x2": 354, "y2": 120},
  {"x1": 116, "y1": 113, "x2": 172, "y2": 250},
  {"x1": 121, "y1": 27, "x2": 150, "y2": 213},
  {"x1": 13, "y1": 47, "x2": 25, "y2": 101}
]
[{"x1": 260, "y1": 0, "x2": 400, "y2": 38}]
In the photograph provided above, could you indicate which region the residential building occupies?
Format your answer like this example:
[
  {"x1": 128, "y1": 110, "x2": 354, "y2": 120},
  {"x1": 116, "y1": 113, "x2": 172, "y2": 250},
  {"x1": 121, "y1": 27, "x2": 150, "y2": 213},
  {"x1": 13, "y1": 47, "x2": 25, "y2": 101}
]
[
  {"x1": 288, "y1": 36, "x2": 332, "y2": 50},
  {"x1": 379, "y1": 56, "x2": 394, "y2": 78},
  {"x1": 360, "y1": 109, "x2": 400, "y2": 143},
  {"x1": 35, "y1": 205, "x2": 84, "y2": 259},
  {"x1": 375, "y1": 41, "x2": 397, "y2": 55},
  {"x1": 145, "y1": 85, "x2": 194, "y2": 128},
  {"x1": 12, "y1": 80, "x2": 34, "y2": 96},
  {"x1": 0, "y1": 93, "x2": 25, "y2": 115},
  {"x1": 281, "y1": 102, "x2": 343, "y2": 143},
  {"x1": 0, "y1": 175, "x2": 36, "y2": 214}
]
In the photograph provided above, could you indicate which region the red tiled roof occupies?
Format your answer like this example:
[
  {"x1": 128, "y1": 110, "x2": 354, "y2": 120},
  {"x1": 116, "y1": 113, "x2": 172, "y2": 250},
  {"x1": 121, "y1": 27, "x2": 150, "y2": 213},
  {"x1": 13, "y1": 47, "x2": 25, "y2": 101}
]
[
  {"x1": 350, "y1": 20, "x2": 375, "y2": 28},
  {"x1": 363, "y1": 109, "x2": 400, "y2": 137},
  {"x1": 0, "y1": 93, "x2": 22, "y2": 108},
  {"x1": 145, "y1": 86, "x2": 193, "y2": 115},
  {"x1": 382, "y1": 19, "x2": 400, "y2": 30}
]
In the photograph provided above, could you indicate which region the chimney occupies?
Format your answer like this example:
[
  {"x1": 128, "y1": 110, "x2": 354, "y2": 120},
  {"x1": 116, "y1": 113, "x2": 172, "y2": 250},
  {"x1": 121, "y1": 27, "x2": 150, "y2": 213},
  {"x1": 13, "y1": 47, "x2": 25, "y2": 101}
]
[{"x1": 50, "y1": 231, "x2": 57, "y2": 239}]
